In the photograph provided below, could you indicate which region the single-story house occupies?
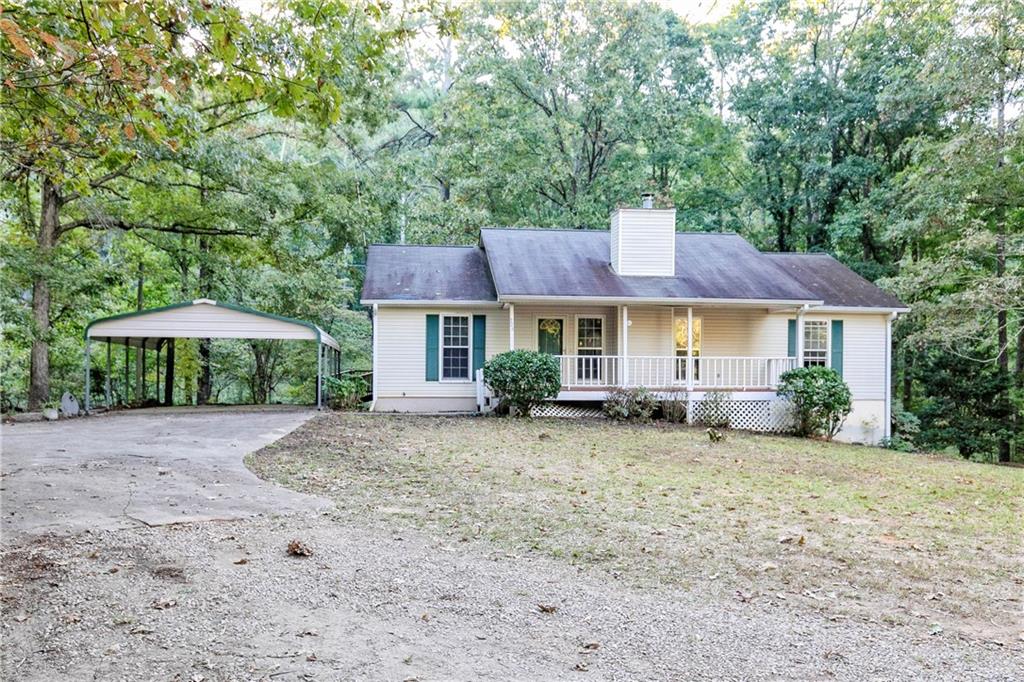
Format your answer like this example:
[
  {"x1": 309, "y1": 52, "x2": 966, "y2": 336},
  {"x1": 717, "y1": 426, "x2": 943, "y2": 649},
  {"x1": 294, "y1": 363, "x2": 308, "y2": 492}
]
[{"x1": 360, "y1": 196, "x2": 907, "y2": 443}]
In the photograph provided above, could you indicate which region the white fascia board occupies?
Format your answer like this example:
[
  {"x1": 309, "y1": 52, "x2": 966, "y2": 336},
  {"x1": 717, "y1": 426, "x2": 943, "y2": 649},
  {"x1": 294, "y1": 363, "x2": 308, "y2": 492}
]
[
  {"x1": 806, "y1": 305, "x2": 911, "y2": 314},
  {"x1": 497, "y1": 295, "x2": 824, "y2": 307},
  {"x1": 360, "y1": 299, "x2": 502, "y2": 307}
]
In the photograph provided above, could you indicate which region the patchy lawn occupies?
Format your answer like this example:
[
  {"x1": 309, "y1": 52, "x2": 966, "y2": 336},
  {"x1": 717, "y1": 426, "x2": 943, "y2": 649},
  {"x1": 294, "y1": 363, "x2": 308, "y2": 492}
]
[{"x1": 248, "y1": 413, "x2": 1024, "y2": 645}]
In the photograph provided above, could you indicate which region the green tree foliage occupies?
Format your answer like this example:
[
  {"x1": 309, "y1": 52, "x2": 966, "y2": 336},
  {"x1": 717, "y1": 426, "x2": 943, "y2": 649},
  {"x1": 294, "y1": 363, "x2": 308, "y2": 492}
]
[
  {"x1": 777, "y1": 366, "x2": 853, "y2": 440},
  {"x1": 483, "y1": 350, "x2": 561, "y2": 416}
]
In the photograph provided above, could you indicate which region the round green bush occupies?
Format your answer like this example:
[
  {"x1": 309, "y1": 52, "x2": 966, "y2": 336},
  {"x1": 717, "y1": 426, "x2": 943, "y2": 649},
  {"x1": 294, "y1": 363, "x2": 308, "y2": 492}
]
[
  {"x1": 777, "y1": 366, "x2": 852, "y2": 440},
  {"x1": 483, "y1": 350, "x2": 561, "y2": 416}
]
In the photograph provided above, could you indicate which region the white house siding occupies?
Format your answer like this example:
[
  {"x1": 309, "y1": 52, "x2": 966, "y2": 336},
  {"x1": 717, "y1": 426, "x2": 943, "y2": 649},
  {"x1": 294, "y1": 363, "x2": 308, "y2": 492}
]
[
  {"x1": 767, "y1": 311, "x2": 889, "y2": 444},
  {"x1": 373, "y1": 305, "x2": 506, "y2": 412},
  {"x1": 375, "y1": 302, "x2": 891, "y2": 444},
  {"x1": 512, "y1": 305, "x2": 619, "y2": 355},
  {"x1": 610, "y1": 209, "x2": 676, "y2": 276}
]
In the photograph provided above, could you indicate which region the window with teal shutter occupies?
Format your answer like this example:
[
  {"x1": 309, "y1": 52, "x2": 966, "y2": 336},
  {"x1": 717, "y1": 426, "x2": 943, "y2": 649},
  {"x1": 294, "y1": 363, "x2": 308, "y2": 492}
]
[
  {"x1": 787, "y1": 319, "x2": 796, "y2": 358},
  {"x1": 425, "y1": 314, "x2": 439, "y2": 381},
  {"x1": 472, "y1": 315, "x2": 486, "y2": 375},
  {"x1": 830, "y1": 320, "x2": 844, "y2": 377}
]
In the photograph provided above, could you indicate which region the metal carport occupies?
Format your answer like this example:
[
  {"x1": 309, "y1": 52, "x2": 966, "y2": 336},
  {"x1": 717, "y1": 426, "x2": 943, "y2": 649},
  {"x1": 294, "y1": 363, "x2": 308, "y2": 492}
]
[{"x1": 83, "y1": 299, "x2": 341, "y2": 411}]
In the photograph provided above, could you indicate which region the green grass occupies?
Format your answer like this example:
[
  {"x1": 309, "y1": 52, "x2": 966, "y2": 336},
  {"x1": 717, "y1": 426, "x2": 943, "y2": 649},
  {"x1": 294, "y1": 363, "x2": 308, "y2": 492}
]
[{"x1": 249, "y1": 413, "x2": 1024, "y2": 642}]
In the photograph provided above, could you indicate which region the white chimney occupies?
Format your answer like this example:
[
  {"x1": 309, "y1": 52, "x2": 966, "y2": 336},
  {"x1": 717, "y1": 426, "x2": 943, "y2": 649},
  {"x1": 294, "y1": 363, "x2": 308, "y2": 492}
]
[{"x1": 610, "y1": 197, "x2": 676, "y2": 276}]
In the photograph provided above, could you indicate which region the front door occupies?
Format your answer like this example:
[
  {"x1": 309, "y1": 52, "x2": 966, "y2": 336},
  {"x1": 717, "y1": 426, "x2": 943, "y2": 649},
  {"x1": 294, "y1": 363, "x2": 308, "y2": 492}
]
[{"x1": 537, "y1": 318, "x2": 564, "y2": 355}]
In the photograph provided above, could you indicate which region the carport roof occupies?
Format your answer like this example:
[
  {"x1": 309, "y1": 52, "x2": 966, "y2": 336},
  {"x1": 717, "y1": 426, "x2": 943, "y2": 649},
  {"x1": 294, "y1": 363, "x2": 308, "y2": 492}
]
[{"x1": 85, "y1": 299, "x2": 340, "y2": 351}]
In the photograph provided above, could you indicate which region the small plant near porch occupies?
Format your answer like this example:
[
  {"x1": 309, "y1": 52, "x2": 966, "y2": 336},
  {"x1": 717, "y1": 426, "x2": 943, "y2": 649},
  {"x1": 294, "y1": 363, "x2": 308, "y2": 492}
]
[
  {"x1": 602, "y1": 386, "x2": 657, "y2": 422},
  {"x1": 777, "y1": 366, "x2": 852, "y2": 440},
  {"x1": 483, "y1": 350, "x2": 561, "y2": 416}
]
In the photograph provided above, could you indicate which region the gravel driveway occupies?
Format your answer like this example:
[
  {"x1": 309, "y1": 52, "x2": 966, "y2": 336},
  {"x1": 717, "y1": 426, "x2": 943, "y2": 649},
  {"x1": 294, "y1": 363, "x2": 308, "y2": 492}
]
[{"x1": 2, "y1": 411, "x2": 1020, "y2": 680}]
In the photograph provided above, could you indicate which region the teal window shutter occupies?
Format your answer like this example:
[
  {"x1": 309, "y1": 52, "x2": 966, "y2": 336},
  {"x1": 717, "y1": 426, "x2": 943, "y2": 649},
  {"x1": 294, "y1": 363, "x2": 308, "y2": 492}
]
[
  {"x1": 830, "y1": 320, "x2": 844, "y2": 376},
  {"x1": 787, "y1": 319, "x2": 797, "y2": 358},
  {"x1": 425, "y1": 314, "x2": 439, "y2": 381},
  {"x1": 472, "y1": 315, "x2": 486, "y2": 375}
]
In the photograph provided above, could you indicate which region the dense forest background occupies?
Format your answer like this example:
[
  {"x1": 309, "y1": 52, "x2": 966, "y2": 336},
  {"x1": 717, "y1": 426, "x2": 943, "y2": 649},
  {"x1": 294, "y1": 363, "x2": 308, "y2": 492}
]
[{"x1": 1, "y1": 0, "x2": 1021, "y2": 461}]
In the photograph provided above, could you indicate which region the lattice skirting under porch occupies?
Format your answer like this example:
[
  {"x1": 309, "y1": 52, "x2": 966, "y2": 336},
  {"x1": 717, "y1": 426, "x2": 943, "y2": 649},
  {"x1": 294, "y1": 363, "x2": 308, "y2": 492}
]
[
  {"x1": 529, "y1": 397, "x2": 795, "y2": 433},
  {"x1": 530, "y1": 404, "x2": 607, "y2": 419},
  {"x1": 709, "y1": 399, "x2": 794, "y2": 433}
]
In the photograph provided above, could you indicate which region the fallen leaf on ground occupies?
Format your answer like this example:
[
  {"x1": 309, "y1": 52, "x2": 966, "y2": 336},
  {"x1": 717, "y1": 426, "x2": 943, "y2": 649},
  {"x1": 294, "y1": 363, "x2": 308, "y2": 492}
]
[
  {"x1": 538, "y1": 603, "x2": 558, "y2": 614},
  {"x1": 287, "y1": 539, "x2": 313, "y2": 557},
  {"x1": 150, "y1": 598, "x2": 177, "y2": 610},
  {"x1": 233, "y1": 558, "x2": 249, "y2": 565}
]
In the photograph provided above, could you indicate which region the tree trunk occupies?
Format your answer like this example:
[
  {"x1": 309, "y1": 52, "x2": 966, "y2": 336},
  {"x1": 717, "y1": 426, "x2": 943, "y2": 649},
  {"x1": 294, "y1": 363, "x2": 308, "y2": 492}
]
[
  {"x1": 902, "y1": 346, "x2": 913, "y2": 411},
  {"x1": 28, "y1": 177, "x2": 59, "y2": 410},
  {"x1": 197, "y1": 234, "x2": 213, "y2": 405},
  {"x1": 134, "y1": 263, "x2": 144, "y2": 403}
]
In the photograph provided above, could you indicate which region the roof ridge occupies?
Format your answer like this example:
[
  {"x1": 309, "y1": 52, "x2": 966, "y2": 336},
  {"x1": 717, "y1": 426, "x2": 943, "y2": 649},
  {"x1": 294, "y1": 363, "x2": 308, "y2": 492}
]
[
  {"x1": 368, "y1": 243, "x2": 480, "y2": 249},
  {"x1": 481, "y1": 227, "x2": 741, "y2": 236},
  {"x1": 763, "y1": 251, "x2": 834, "y2": 257}
]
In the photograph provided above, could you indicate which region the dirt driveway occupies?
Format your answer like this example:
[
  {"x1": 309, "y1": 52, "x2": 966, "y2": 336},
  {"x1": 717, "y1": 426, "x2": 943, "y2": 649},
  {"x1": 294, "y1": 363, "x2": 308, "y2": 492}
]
[
  {"x1": 2, "y1": 412, "x2": 1020, "y2": 680},
  {"x1": 1, "y1": 406, "x2": 327, "y2": 536}
]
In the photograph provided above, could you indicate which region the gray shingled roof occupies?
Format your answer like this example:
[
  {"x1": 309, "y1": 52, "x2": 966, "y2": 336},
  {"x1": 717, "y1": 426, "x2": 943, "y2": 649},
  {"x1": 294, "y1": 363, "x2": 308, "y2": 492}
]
[
  {"x1": 361, "y1": 244, "x2": 497, "y2": 302},
  {"x1": 764, "y1": 253, "x2": 907, "y2": 309},
  {"x1": 361, "y1": 230, "x2": 906, "y2": 310},
  {"x1": 479, "y1": 229, "x2": 820, "y2": 302}
]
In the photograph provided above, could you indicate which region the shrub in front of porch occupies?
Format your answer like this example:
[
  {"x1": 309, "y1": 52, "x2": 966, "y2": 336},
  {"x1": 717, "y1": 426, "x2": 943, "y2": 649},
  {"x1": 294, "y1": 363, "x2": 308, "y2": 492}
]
[
  {"x1": 777, "y1": 366, "x2": 852, "y2": 440},
  {"x1": 603, "y1": 387, "x2": 658, "y2": 422},
  {"x1": 483, "y1": 350, "x2": 561, "y2": 417}
]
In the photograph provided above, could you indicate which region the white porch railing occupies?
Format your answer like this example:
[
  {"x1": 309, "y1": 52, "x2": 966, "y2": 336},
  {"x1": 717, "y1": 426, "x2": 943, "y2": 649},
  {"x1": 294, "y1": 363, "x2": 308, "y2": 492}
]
[{"x1": 554, "y1": 355, "x2": 797, "y2": 390}]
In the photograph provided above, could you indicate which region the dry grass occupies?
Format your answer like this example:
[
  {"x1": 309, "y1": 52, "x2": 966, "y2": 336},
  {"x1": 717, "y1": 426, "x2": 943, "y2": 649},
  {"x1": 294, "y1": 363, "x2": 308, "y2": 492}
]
[{"x1": 248, "y1": 413, "x2": 1024, "y2": 643}]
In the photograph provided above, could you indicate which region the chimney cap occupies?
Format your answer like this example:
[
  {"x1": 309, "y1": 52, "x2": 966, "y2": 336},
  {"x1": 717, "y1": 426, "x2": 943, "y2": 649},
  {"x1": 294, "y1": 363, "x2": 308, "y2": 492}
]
[{"x1": 640, "y1": 193, "x2": 655, "y2": 209}]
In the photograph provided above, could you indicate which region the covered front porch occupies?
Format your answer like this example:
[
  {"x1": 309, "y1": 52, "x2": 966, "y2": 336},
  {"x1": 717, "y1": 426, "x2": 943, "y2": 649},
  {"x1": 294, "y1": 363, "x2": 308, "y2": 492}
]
[{"x1": 498, "y1": 301, "x2": 809, "y2": 397}]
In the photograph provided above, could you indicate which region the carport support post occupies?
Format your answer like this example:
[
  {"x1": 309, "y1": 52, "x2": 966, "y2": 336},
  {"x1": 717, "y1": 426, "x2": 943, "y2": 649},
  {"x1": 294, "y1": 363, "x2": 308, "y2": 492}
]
[
  {"x1": 84, "y1": 339, "x2": 91, "y2": 413},
  {"x1": 155, "y1": 341, "x2": 161, "y2": 404},
  {"x1": 163, "y1": 339, "x2": 175, "y2": 407},
  {"x1": 124, "y1": 342, "x2": 130, "y2": 406},
  {"x1": 316, "y1": 342, "x2": 323, "y2": 410},
  {"x1": 105, "y1": 339, "x2": 112, "y2": 408}
]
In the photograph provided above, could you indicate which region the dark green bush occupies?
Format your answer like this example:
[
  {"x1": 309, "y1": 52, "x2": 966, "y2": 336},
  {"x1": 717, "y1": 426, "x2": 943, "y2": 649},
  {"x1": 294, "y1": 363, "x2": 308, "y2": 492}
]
[
  {"x1": 483, "y1": 350, "x2": 561, "y2": 416},
  {"x1": 603, "y1": 386, "x2": 657, "y2": 422},
  {"x1": 777, "y1": 366, "x2": 851, "y2": 440}
]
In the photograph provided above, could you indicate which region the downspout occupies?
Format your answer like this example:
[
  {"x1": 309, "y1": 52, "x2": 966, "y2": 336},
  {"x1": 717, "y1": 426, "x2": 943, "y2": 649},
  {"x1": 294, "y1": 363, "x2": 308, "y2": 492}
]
[
  {"x1": 370, "y1": 303, "x2": 379, "y2": 412},
  {"x1": 884, "y1": 311, "x2": 897, "y2": 442}
]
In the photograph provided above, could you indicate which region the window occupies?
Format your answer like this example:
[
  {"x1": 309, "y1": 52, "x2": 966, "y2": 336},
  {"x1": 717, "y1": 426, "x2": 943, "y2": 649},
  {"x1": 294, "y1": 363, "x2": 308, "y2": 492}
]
[
  {"x1": 803, "y1": 320, "x2": 827, "y2": 367},
  {"x1": 576, "y1": 317, "x2": 603, "y2": 381},
  {"x1": 442, "y1": 315, "x2": 470, "y2": 379},
  {"x1": 674, "y1": 316, "x2": 702, "y2": 382},
  {"x1": 577, "y1": 317, "x2": 603, "y2": 356}
]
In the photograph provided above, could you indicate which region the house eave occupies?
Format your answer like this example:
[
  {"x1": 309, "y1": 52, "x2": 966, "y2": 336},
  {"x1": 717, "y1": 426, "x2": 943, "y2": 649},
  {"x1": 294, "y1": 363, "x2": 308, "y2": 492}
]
[
  {"x1": 495, "y1": 294, "x2": 825, "y2": 308},
  {"x1": 360, "y1": 298, "x2": 502, "y2": 307}
]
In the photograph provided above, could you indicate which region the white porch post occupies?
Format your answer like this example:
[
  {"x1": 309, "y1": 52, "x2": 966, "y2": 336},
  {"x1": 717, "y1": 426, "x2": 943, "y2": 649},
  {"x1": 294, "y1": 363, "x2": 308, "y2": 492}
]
[
  {"x1": 686, "y1": 306, "x2": 694, "y2": 424},
  {"x1": 508, "y1": 303, "x2": 515, "y2": 351},
  {"x1": 796, "y1": 305, "x2": 807, "y2": 367},
  {"x1": 621, "y1": 305, "x2": 629, "y2": 387}
]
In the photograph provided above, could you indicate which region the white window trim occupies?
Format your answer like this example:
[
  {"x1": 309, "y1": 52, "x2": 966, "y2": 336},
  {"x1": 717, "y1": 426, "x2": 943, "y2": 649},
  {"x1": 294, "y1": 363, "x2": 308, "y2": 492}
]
[
  {"x1": 534, "y1": 315, "x2": 568, "y2": 354},
  {"x1": 574, "y1": 314, "x2": 606, "y2": 355},
  {"x1": 440, "y1": 313, "x2": 473, "y2": 383},
  {"x1": 803, "y1": 319, "x2": 830, "y2": 367},
  {"x1": 672, "y1": 312, "x2": 703, "y2": 357}
]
